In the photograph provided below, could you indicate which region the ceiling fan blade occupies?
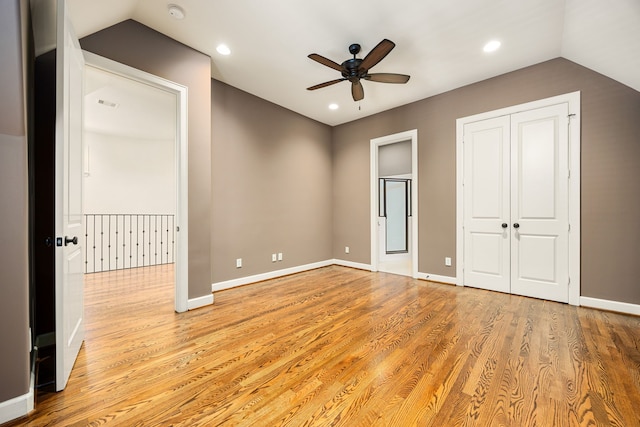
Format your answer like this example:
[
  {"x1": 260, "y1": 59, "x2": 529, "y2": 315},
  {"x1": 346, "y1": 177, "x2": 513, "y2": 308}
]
[
  {"x1": 360, "y1": 39, "x2": 395, "y2": 71},
  {"x1": 308, "y1": 53, "x2": 343, "y2": 72},
  {"x1": 364, "y1": 73, "x2": 411, "y2": 84},
  {"x1": 307, "y1": 78, "x2": 347, "y2": 91},
  {"x1": 352, "y1": 80, "x2": 364, "y2": 101}
]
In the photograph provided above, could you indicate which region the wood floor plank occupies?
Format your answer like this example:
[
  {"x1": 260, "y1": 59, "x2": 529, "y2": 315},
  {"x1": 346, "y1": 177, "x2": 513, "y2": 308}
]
[{"x1": 4, "y1": 265, "x2": 640, "y2": 427}]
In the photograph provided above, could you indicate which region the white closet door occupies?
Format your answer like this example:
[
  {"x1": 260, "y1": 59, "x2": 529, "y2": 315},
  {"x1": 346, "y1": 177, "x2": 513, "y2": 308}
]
[
  {"x1": 510, "y1": 104, "x2": 569, "y2": 303},
  {"x1": 463, "y1": 116, "x2": 511, "y2": 293}
]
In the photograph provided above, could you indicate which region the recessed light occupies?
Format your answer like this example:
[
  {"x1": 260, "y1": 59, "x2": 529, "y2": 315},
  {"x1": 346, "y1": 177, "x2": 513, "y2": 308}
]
[
  {"x1": 329, "y1": 103, "x2": 339, "y2": 110},
  {"x1": 483, "y1": 40, "x2": 501, "y2": 53},
  {"x1": 216, "y1": 44, "x2": 231, "y2": 56},
  {"x1": 168, "y1": 4, "x2": 185, "y2": 20}
]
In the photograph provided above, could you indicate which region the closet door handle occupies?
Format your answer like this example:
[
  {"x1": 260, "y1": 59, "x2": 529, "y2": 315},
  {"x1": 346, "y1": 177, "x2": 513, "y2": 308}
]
[
  {"x1": 513, "y1": 223, "x2": 520, "y2": 229},
  {"x1": 501, "y1": 223, "x2": 508, "y2": 228}
]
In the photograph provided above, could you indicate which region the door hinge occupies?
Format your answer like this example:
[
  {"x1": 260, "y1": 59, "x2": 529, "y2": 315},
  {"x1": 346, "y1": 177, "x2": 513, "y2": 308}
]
[{"x1": 568, "y1": 223, "x2": 571, "y2": 232}]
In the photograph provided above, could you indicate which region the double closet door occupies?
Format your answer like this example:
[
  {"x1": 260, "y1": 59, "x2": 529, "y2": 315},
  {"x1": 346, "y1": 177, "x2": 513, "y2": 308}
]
[{"x1": 463, "y1": 103, "x2": 569, "y2": 303}]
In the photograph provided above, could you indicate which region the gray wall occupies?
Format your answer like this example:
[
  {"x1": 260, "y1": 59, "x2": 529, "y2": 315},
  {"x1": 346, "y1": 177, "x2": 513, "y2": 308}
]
[
  {"x1": 332, "y1": 57, "x2": 640, "y2": 305},
  {"x1": 80, "y1": 20, "x2": 212, "y2": 300},
  {"x1": 0, "y1": 0, "x2": 30, "y2": 403},
  {"x1": 211, "y1": 80, "x2": 333, "y2": 282}
]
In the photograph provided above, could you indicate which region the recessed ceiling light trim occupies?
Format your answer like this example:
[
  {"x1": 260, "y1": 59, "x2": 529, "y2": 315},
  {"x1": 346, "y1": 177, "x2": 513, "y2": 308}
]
[
  {"x1": 168, "y1": 4, "x2": 185, "y2": 20},
  {"x1": 216, "y1": 44, "x2": 231, "y2": 56},
  {"x1": 483, "y1": 40, "x2": 501, "y2": 53}
]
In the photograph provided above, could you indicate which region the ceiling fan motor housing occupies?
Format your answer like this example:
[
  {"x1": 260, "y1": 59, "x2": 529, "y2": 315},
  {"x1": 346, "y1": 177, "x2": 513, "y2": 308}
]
[
  {"x1": 342, "y1": 58, "x2": 365, "y2": 80},
  {"x1": 343, "y1": 44, "x2": 366, "y2": 80}
]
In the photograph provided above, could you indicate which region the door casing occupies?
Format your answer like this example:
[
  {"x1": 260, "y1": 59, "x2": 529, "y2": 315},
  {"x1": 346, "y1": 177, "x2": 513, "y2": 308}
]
[
  {"x1": 370, "y1": 130, "x2": 418, "y2": 277},
  {"x1": 83, "y1": 51, "x2": 189, "y2": 313},
  {"x1": 456, "y1": 92, "x2": 581, "y2": 305}
]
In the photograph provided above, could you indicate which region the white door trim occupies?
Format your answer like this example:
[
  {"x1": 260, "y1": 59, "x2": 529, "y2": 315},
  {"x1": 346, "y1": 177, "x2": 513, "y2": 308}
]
[
  {"x1": 456, "y1": 92, "x2": 581, "y2": 305},
  {"x1": 370, "y1": 129, "x2": 419, "y2": 278},
  {"x1": 82, "y1": 51, "x2": 189, "y2": 313}
]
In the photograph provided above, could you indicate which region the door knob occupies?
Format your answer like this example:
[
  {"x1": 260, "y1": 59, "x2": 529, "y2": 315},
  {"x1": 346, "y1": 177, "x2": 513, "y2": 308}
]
[
  {"x1": 501, "y1": 223, "x2": 508, "y2": 228},
  {"x1": 65, "y1": 236, "x2": 78, "y2": 246},
  {"x1": 513, "y1": 223, "x2": 520, "y2": 229}
]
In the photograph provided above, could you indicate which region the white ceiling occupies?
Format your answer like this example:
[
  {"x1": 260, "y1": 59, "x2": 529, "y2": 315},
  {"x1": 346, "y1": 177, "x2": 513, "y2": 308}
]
[
  {"x1": 84, "y1": 66, "x2": 176, "y2": 140},
  {"x1": 67, "y1": 0, "x2": 640, "y2": 126}
]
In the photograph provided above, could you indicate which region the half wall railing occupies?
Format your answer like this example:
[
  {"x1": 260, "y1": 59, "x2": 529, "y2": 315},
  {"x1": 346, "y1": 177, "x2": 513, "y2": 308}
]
[{"x1": 84, "y1": 214, "x2": 175, "y2": 273}]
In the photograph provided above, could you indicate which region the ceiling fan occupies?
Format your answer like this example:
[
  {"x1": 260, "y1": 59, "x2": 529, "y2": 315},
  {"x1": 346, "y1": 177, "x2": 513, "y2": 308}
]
[{"x1": 307, "y1": 39, "x2": 410, "y2": 102}]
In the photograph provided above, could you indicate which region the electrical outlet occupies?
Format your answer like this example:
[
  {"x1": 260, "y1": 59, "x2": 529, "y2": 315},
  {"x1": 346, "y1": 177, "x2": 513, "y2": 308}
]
[
  {"x1": 278, "y1": 252, "x2": 283, "y2": 261},
  {"x1": 345, "y1": 246, "x2": 350, "y2": 254},
  {"x1": 445, "y1": 257, "x2": 452, "y2": 267},
  {"x1": 272, "y1": 253, "x2": 277, "y2": 262},
  {"x1": 236, "y1": 258, "x2": 242, "y2": 268}
]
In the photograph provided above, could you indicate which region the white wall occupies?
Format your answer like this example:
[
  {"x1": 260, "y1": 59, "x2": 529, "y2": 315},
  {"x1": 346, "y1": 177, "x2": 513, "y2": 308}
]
[{"x1": 83, "y1": 131, "x2": 175, "y2": 214}]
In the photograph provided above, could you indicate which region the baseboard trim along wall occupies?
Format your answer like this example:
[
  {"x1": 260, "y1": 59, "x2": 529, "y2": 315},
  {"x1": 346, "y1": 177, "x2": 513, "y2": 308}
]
[
  {"x1": 187, "y1": 293, "x2": 214, "y2": 310},
  {"x1": 212, "y1": 260, "x2": 335, "y2": 292},
  {"x1": 332, "y1": 259, "x2": 373, "y2": 271},
  {"x1": 0, "y1": 389, "x2": 33, "y2": 425},
  {"x1": 580, "y1": 296, "x2": 640, "y2": 317},
  {"x1": 417, "y1": 272, "x2": 457, "y2": 285}
]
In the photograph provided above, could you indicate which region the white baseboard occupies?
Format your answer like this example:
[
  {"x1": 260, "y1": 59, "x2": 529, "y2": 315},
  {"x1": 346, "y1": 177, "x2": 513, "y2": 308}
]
[
  {"x1": 0, "y1": 389, "x2": 33, "y2": 425},
  {"x1": 211, "y1": 261, "x2": 464, "y2": 294},
  {"x1": 187, "y1": 293, "x2": 214, "y2": 310},
  {"x1": 212, "y1": 260, "x2": 334, "y2": 292},
  {"x1": 580, "y1": 296, "x2": 640, "y2": 316},
  {"x1": 212, "y1": 264, "x2": 640, "y2": 318},
  {"x1": 417, "y1": 272, "x2": 457, "y2": 285},
  {"x1": 332, "y1": 259, "x2": 373, "y2": 271}
]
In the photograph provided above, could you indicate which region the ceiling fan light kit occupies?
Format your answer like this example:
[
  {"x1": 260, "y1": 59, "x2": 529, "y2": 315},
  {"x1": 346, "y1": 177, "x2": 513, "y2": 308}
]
[{"x1": 307, "y1": 39, "x2": 410, "y2": 101}]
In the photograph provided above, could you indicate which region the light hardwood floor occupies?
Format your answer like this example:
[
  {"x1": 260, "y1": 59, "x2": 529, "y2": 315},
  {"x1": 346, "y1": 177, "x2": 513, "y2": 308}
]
[{"x1": 5, "y1": 265, "x2": 640, "y2": 426}]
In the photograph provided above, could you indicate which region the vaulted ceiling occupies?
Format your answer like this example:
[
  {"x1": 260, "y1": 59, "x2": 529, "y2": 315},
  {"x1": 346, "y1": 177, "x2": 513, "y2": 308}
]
[{"x1": 67, "y1": 0, "x2": 639, "y2": 126}]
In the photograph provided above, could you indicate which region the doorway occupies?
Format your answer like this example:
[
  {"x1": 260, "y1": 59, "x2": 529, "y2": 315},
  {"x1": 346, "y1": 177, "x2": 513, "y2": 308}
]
[
  {"x1": 83, "y1": 52, "x2": 189, "y2": 312},
  {"x1": 370, "y1": 130, "x2": 418, "y2": 277},
  {"x1": 378, "y1": 176, "x2": 412, "y2": 275}
]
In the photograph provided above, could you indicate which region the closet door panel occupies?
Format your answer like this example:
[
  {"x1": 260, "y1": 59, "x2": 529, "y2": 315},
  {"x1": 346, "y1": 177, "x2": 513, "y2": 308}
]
[
  {"x1": 463, "y1": 116, "x2": 511, "y2": 293},
  {"x1": 510, "y1": 103, "x2": 569, "y2": 303},
  {"x1": 518, "y1": 119, "x2": 557, "y2": 218}
]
